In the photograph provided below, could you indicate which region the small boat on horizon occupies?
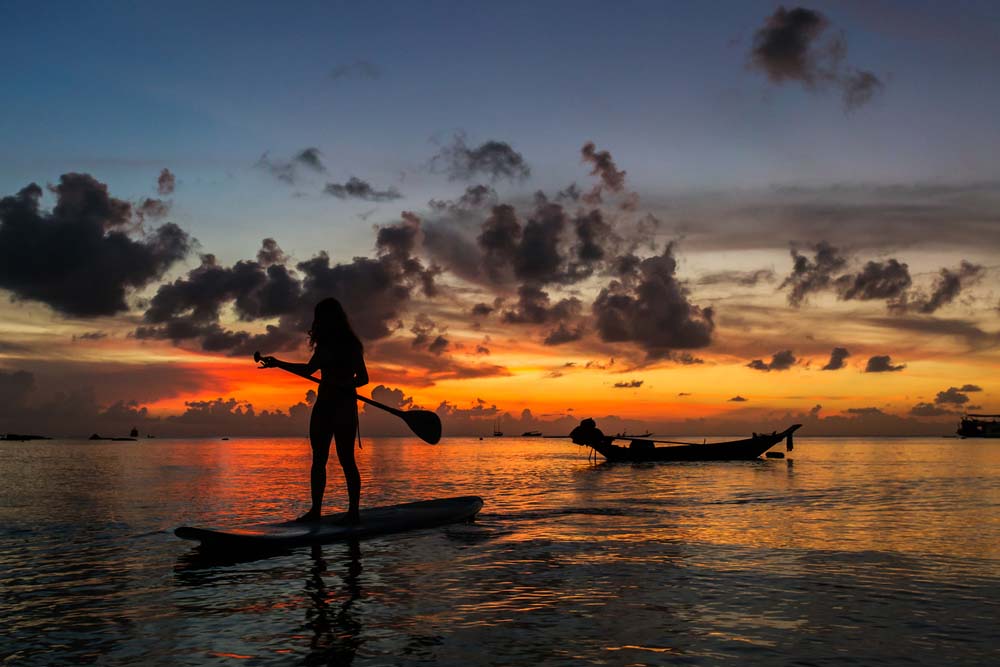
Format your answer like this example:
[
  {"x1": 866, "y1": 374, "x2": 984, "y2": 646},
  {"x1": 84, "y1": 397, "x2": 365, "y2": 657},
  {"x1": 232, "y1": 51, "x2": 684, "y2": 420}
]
[
  {"x1": 521, "y1": 430, "x2": 543, "y2": 437},
  {"x1": 957, "y1": 414, "x2": 1000, "y2": 438},
  {"x1": 492, "y1": 419, "x2": 503, "y2": 437}
]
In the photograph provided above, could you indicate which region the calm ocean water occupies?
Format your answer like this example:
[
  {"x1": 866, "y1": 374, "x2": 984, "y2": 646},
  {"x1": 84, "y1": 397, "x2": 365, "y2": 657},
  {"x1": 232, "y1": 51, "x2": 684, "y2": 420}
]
[{"x1": 0, "y1": 436, "x2": 997, "y2": 666}]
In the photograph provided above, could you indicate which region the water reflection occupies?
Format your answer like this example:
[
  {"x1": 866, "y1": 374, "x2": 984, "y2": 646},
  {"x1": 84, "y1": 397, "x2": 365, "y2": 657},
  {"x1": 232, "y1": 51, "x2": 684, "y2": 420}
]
[
  {"x1": 303, "y1": 542, "x2": 363, "y2": 665},
  {"x1": 1, "y1": 436, "x2": 998, "y2": 665}
]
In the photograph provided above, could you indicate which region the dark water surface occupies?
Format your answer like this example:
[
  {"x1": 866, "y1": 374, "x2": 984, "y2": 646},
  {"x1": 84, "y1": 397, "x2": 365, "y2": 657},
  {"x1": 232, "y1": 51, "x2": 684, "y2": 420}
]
[{"x1": 1, "y1": 436, "x2": 997, "y2": 666}]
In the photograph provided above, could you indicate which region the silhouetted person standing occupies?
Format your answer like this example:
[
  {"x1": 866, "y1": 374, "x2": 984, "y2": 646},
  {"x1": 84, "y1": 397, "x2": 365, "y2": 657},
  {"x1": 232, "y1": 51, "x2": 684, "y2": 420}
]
[{"x1": 258, "y1": 298, "x2": 369, "y2": 522}]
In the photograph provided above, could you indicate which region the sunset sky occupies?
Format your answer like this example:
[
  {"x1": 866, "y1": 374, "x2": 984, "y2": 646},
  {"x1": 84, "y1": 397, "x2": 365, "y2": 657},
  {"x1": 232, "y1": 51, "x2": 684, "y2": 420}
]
[{"x1": 1, "y1": 1, "x2": 998, "y2": 437}]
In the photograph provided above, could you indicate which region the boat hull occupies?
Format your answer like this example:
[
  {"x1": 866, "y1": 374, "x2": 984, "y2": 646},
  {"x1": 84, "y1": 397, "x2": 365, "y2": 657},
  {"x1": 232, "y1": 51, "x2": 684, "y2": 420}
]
[{"x1": 588, "y1": 425, "x2": 801, "y2": 463}]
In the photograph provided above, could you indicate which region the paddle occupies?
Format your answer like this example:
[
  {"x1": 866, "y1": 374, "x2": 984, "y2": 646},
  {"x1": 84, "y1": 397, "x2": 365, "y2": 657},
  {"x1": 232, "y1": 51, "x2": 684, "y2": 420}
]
[{"x1": 254, "y1": 351, "x2": 441, "y2": 444}]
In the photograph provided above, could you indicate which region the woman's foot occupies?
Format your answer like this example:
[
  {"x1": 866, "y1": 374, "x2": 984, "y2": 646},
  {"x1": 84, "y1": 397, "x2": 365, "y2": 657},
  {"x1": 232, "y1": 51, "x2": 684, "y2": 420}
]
[{"x1": 294, "y1": 509, "x2": 321, "y2": 523}]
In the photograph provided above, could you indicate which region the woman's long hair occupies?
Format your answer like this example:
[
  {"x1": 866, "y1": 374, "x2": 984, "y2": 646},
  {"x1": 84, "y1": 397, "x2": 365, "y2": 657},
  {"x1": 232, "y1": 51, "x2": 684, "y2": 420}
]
[{"x1": 308, "y1": 298, "x2": 363, "y2": 351}]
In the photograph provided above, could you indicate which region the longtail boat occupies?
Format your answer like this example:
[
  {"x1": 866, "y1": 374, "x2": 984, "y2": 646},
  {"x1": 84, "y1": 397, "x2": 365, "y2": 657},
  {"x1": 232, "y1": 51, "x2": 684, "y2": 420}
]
[{"x1": 579, "y1": 424, "x2": 802, "y2": 463}]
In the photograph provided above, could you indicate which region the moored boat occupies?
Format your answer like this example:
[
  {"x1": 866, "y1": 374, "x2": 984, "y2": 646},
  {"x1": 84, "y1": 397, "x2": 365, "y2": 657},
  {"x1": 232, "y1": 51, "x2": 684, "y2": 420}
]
[
  {"x1": 572, "y1": 421, "x2": 802, "y2": 462},
  {"x1": 957, "y1": 414, "x2": 1000, "y2": 438},
  {"x1": 521, "y1": 430, "x2": 543, "y2": 437}
]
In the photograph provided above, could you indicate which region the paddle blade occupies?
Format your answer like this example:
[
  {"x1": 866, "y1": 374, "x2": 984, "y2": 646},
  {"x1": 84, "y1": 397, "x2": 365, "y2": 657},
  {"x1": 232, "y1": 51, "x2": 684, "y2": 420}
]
[{"x1": 402, "y1": 409, "x2": 442, "y2": 444}]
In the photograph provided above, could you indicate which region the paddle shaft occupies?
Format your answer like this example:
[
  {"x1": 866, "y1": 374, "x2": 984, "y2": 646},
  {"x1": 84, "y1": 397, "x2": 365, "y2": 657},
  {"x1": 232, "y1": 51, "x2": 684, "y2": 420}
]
[{"x1": 267, "y1": 363, "x2": 406, "y2": 417}]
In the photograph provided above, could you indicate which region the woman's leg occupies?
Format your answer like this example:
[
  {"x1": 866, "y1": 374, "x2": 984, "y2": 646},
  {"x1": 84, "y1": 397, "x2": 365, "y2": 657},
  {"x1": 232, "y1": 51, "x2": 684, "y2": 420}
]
[
  {"x1": 304, "y1": 406, "x2": 334, "y2": 520},
  {"x1": 333, "y1": 419, "x2": 361, "y2": 521}
]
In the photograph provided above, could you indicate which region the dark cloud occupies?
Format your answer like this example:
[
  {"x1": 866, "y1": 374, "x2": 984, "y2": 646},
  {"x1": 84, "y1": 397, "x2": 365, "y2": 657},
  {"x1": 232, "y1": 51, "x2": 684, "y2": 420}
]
[
  {"x1": 781, "y1": 241, "x2": 847, "y2": 306},
  {"x1": 136, "y1": 197, "x2": 170, "y2": 222},
  {"x1": 821, "y1": 346, "x2": 850, "y2": 370},
  {"x1": 256, "y1": 237, "x2": 287, "y2": 266},
  {"x1": 910, "y1": 402, "x2": 954, "y2": 417},
  {"x1": 842, "y1": 69, "x2": 884, "y2": 110},
  {"x1": 834, "y1": 259, "x2": 912, "y2": 302},
  {"x1": 935, "y1": 385, "x2": 981, "y2": 405},
  {"x1": 613, "y1": 380, "x2": 643, "y2": 389},
  {"x1": 330, "y1": 60, "x2": 382, "y2": 81},
  {"x1": 581, "y1": 142, "x2": 627, "y2": 204},
  {"x1": 0, "y1": 174, "x2": 192, "y2": 317},
  {"x1": 748, "y1": 6, "x2": 884, "y2": 110},
  {"x1": 747, "y1": 349, "x2": 797, "y2": 372},
  {"x1": 471, "y1": 302, "x2": 495, "y2": 317},
  {"x1": 697, "y1": 268, "x2": 776, "y2": 287},
  {"x1": 544, "y1": 323, "x2": 585, "y2": 346},
  {"x1": 749, "y1": 6, "x2": 832, "y2": 85},
  {"x1": 410, "y1": 314, "x2": 449, "y2": 355},
  {"x1": 73, "y1": 331, "x2": 108, "y2": 341},
  {"x1": 324, "y1": 177, "x2": 402, "y2": 202},
  {"x1": 430, "y1": 133, "x2": 530, "y2": 182},
  {"x1": 428, "y1": 185, "x2": 498, "y2": 212},
  {"x1": 157, "y1": 168, "x2": 176, "y2": 196},
  {"x1": 592, "y1": 244, "x2": 715, "y2": 358},
  {"x1": 501, "y1": 285, "x2": 582, "y2": 325},
  {"x1": 556, "y1": 183, "x2": 582, "y2": 201},
  {"x1": 137, "y1": 214, "x2": 438, "y2": 353},
  {"x1": 255, "y1": 148, "x2": 327, "y2": 184},
  {"x1": 864, "y1": 355, "x2": 905, "y2": 372},
  {"x1": 729, "y1": 395, "x2": 748, "y2": 402},
  {"x1": 909, "y1": 261, "x2": 985, "y2": 314}
]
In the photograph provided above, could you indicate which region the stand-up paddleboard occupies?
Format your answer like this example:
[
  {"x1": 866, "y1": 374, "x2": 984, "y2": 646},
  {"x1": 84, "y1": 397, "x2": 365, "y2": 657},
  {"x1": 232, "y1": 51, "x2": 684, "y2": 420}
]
[{"x1": 175, "y1": 496, "x2": 484, "y2": 550}]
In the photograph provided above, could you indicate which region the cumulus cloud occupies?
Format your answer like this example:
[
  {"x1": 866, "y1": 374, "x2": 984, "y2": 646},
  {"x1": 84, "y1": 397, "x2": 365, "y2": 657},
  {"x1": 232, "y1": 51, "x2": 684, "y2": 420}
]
[
  {"x1": 428, "y1": 184, "x2": 498, "y2": 212},
  {"x1": 324, "y1": 177, "x2": 402, "y2": 202},
  {"x1": 909, "y1": 402, "x2": 954, "y2": 417},
  {"x1": 781, "y1": 241, "x2": 847, "y2": 306},
  {"x1": 430, "y1": 133, "x2": 530, "y2": 182},
  {"x1": 592, "y1": 244, "x2": 715, "y2": 358},
  {"x1": 834, "y1": 259, "x2": 912, "y2": 302},
  {"x1": 157, "y1": 168, "x2": 176, "y2": 196},
  {"x1": 864, "y1": 355, "x2": 905, "y2": 372},
  {"x1": 821, "y1": 346, "x2": 850, "y2": 370},
  {"x1": 748, "y1": 6, "x2": 884, "y2": 110},
  {"x1": 0, "y1": 174, "x2": 191, "y2": 317},
  {"x1": 137, "y1": 214, "x2": 438, "y2": 353},
  {"x1": 255, "y1": 148, "x2": 327, "y2": 184},
  {"x1": 580, "y1": 142, "x2": 633, "y2": 206},
  {"x1": 747, "y1": 349, "x2": 797, "y2": 372},
  {"x1": 935, "y1": 385, "x2": 981, "y2": 405},
  {"x1": 907, "y1": 261, "x2": 985, "y2": 314}
]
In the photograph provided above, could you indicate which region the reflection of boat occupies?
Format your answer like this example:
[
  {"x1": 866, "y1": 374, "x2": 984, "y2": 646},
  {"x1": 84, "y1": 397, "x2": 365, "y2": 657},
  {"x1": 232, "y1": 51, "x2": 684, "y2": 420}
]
[
  {"x1": 578, "y1": 425, "x2": 802, "y2": 463},
  {"x1": 614, "y1": 429, "x2": 652, "y2": 438},
  {"x1": 521, "y1": 430, "x2": 542, "y2": 437},
  {"x1": 957, "y1": 414, "x2": 1000, "y2": 438}
]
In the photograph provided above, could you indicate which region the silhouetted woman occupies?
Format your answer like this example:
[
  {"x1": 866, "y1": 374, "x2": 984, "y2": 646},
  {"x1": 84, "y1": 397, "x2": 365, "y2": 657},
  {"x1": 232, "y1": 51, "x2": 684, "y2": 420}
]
[{"x1": 259, "y1": 298, "x2": 368, "y2": 522}]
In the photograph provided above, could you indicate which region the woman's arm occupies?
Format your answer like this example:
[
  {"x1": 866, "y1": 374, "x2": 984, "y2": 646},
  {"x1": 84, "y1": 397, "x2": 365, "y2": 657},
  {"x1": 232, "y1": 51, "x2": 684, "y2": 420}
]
[{"x1": 258, "y1": 356, "x2": 319, "y2": 377}]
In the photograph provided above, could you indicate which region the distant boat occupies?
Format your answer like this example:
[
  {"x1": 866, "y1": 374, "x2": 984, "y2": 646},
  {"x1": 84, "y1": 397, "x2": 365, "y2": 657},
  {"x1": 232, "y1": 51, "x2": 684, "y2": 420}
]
[
  {"x1": 521, "y1": 430, "x2": 543, "y2": 437},
  {"x1": 957, "y1": 414, "x2": 1000, "y2": 438},
  {"x1": 130, "y1": 427, "x2": 139, "y2": 438},
  {"x1": 614, "y1": 429, "x2": 653, "y2": 438},
  {"x1": 492, "y1": 419, "x2": 503, "y2": 437},
  {"x1": 88, "y1": 433, "x2": 137, "y2": 441},
  {"x1": 1, "y1": 433, "x2": 51, "y2": 441},
  {"x1": 576, "y1": 425, "x2": 802, "y2": 463}
]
